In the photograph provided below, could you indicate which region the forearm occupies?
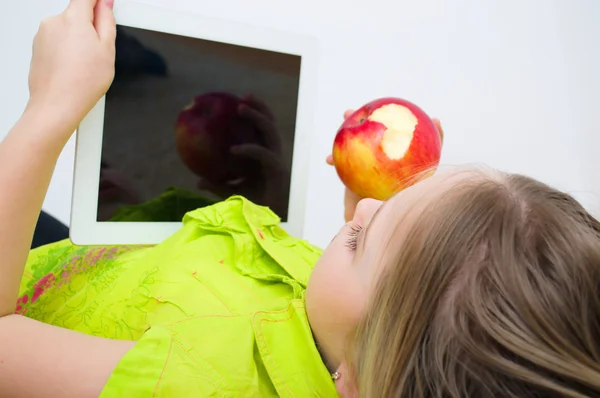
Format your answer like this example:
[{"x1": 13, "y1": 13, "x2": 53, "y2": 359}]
[{"x1": 0, "y1": 106, "x2": 72, "y2": 317}]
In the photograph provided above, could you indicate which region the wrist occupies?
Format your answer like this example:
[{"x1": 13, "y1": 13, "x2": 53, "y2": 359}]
[
  {"x1": 14, "y1": 104, "x2": 76, "y2": 155},
  {"x1": 22, "y1": 100, "x2": 79, "y2": 142}
]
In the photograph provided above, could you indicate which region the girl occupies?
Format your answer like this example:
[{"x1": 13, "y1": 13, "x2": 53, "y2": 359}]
[{"x1": 1, "y1": 1, "x2": 599, "y2": 397}]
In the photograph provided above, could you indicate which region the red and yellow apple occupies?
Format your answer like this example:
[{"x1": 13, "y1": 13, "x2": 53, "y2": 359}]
[
  {"x1": 175, "y1": 92, "x2": 264, "y2": 184},
  {"x1": 332, "y1": 97, "x2": 442, "y2": 200}
]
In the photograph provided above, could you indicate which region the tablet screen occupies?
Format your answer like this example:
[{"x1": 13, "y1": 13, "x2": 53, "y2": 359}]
[{"x1": 98, "y1": 25, "x2": 301, "y2": 223}]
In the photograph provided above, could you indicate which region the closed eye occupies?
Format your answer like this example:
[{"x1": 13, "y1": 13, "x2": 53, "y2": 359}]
[{"x1": 345, "y1": 223, "x2": 363, "y2": 252}]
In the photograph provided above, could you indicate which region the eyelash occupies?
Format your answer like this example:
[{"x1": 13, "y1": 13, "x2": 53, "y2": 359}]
[{"x1": 345, "y1": 223, "x2": 363, "y2": 252}]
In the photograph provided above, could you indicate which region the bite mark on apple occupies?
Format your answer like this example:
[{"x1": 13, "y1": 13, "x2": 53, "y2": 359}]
[{"x1": 369, "y1": 104, "x2": 417, "y2": 160}]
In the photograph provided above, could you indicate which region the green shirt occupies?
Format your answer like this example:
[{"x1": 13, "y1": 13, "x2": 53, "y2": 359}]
[{"x1": 18, "y1": 197, "x2": 339, "y2": 397}]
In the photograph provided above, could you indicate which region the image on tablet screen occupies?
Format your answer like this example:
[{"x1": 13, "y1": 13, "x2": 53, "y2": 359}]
[{"x1": 98, "y1": 25, "x2": 301, "y2": 223}]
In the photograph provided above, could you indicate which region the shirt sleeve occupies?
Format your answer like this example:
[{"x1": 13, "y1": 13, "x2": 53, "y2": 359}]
[{"x1": 100, "y1": 326, "x2": 172, "y2": 398}]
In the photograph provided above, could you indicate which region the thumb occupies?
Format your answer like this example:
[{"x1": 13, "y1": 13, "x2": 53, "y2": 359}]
[
  {"x1": 432, "y1": 118, "x2": 444, "y2": 144},
  {"x1": 94, "y1": 0, "x2": 117, "y2": 43},
  {"x1": 196, "y1": 179, "x2": 235, "y2": 200},
  {"x1": 231, "y1": 144, "x2": 282, "y2": 175}
]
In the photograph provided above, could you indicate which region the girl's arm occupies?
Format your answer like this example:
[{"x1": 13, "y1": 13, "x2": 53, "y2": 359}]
[
  {"x1": 0, "y1": 315, "x2": 134, "y2": 397},
  {"x1": 0, "y1": 0, "x2": 115, "y2": 317},
  {"x1": 0, "y1": 1, "x2": 135, "y2": 396}
]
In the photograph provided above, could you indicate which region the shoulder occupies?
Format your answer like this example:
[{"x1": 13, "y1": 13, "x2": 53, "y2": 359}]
[{"x1": 182, "y1": 196, "x2": 323, "y2": 282}]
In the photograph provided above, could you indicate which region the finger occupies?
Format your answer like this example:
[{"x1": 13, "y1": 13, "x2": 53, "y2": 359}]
[
  {"x1": 432, "y1": 118, "x2": 444, "y2": 144},
  {"x1": 326, "y1": 154, "x2": 334, "y2": 165},
  {"x1": 344, "y1": 188, "x2": 362, "y2": 222},
  {"x1": 196, "y1": 179, "x2": 235, "y2": 199},
  {"x1": 239, "y1": 104, "x2": 281, "y2": 154},
  {"x1": 231, "y1": 144, "x2": 281, "y2": 173},
  {"x1": 67, "y1": 0, "x2": 97, "y2": 21},
  {"x1": 343, "y1": 109, "x2": 355, "y2": 120},
  {"x1": 242, "y1": 93, "x2": 274, "y2": 121},
  {"x1": 94, "y1": 0, "x2": 117, "y2": 43}
]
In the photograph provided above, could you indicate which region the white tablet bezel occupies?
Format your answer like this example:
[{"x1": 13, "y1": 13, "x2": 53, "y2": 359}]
[{"x1": 70, "y1": 1, "x2": 319, "y2": 245}]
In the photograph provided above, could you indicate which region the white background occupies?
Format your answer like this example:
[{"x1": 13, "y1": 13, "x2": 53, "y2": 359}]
[{"x1": 1, "y1": 0, "x2": 599, "y2": 249}]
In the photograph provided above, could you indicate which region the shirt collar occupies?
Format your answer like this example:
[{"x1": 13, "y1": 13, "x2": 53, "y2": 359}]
[{"x1": 253, "y1": 300, "x2": 339, "y2": 397}]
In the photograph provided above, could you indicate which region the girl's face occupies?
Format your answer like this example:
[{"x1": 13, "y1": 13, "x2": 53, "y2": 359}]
[
  {"x1": 305, "y1": 197, "x2": 384, "y2": 365},
  {"x1": 305, "y1": 169, "x2": 471, "y2": 370}
]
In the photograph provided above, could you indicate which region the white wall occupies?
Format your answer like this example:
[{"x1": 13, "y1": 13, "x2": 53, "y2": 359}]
[{"x1": 1, "y1": 0, "x2": 599, "y2": 249}]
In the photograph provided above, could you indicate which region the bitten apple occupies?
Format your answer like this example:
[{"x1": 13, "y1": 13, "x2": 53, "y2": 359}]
[
  {"x1": 175, "y1": 92, "x2": 264, "y2": 184},
  {"x1": 332, "y1": 97, "x2": 442, "y2": 200}
]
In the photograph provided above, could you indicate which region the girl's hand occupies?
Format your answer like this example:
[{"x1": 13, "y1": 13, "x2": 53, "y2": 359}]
[
  {"x1": 325, "y1": 110, "x2": 363, "y2": 222},
  {"x1": 326, "y1": 110, "x2": 444, "y2": 222},
  {"x1": 197, "y1": 95, "x2": 291, "y2": 218},
  {"x1": 27, "y1": 0, "x2": 117, "y2": 137}
]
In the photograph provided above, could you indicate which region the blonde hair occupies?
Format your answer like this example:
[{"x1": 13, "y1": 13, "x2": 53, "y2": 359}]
[{"x1": 350, "y1": 170, "x2": 600, "y2": 397}]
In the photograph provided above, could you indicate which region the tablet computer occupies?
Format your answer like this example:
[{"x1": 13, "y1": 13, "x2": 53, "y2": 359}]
[{"x1": 70, "y1": 1, "x2": 318, "y2": 245}]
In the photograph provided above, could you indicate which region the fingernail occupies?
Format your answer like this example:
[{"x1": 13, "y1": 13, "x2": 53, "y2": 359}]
[{"x1": 106, "y1": 0, "x2": 115, "y2": 9}]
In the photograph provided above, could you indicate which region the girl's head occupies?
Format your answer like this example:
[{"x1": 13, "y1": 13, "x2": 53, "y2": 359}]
[{"x1": 306, "y1": 166, "x2": 600, "y2": 397}]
